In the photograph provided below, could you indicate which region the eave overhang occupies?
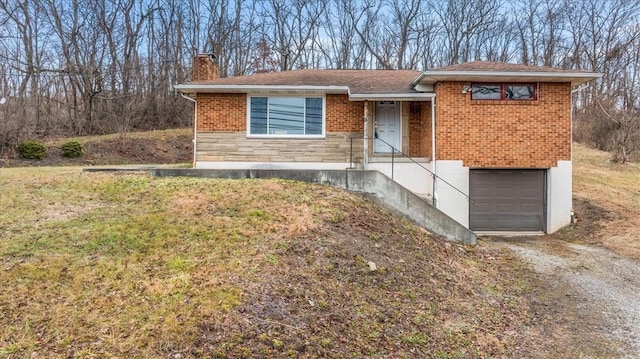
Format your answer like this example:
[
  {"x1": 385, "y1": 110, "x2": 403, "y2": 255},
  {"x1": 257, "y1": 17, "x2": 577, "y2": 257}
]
[
  {"x1": 412, "y1": 70, "x2": 603, "y2": 87},
  {"x1": 173, "y1": 84, "x2": 434, "y2": 101}
]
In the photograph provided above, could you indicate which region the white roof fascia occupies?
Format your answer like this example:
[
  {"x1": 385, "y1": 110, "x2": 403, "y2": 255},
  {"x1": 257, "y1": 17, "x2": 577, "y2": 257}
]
[
  {"x1": 348, "y1": 93, "x2": 435, "y2": 101},
  {"x1": 417, "y1": 70, "x2": 602, "y2": 86},
  {"x1": 421, "y1": 70, "x2": 602, "y2": 77},
  {"x1": 173, "y1": 84, "x2": 350, "y2": 94}
]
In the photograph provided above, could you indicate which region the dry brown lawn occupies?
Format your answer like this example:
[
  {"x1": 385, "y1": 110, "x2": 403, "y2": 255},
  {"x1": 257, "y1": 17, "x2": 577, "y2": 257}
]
[{"x1": 572, "y1": 143, "x2": 640, "y2": 258}]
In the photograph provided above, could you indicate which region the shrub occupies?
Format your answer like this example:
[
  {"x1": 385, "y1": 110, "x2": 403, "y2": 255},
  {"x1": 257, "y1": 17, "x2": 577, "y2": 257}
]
[
  {"x1": 17, "y1": 141, "x2": 46, "y2": 160},
  {"x1": 61, "y1": 140, "x2": 83, "y2": 158}
]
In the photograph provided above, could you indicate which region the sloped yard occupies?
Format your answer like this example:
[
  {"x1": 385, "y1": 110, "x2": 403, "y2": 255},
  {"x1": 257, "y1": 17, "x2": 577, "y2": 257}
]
[{"x1": 0, "y1": 167, "x2": 541, "y2": 357}]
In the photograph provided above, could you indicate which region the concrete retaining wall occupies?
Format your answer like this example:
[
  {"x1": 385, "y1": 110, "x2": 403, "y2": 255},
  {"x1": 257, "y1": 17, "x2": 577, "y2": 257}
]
[{"x1": 151, "y1": 168, "x2": 477, "y2": 245}]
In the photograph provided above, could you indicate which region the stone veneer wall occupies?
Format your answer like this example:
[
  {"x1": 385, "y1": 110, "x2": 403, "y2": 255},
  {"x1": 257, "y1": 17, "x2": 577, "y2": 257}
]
[
  {"x1": 196, "y1": 132, "x2": 363, "y2": 164},
  {"x1": 434, "y1": 82, "x2": 571, "y2": 168}
]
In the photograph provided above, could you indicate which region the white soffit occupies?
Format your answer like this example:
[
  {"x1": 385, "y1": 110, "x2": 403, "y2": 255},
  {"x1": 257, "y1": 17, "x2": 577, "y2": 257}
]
[{"x1": 416, "y1": 71, "x2": 602, "y2": 87}]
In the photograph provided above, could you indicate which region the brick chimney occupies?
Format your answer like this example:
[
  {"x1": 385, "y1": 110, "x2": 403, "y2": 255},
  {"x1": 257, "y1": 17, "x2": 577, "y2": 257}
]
[{"x1": 192, "y1": 53, "x2": 219, "y2": 81}]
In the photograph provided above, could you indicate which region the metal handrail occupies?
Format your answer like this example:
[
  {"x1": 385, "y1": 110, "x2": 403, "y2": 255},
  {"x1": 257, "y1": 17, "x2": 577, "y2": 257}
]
[{"x1": 348, "y1": 134, "x2": 471, "y2": 201}]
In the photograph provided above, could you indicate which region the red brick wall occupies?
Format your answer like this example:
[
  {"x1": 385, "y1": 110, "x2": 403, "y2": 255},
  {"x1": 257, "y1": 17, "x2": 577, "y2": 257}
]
[
  {"x1": 409, "y1": 101, "x2": 432, "y2": 157},
  {"x1": 434, "y1": 82, "x2": 571, "y2": 168},
  {"x1": 196, "y1": 93, "x2": 246, "y2": 131},
  {"x1": 326, "y1": 94, "x2": 363, "y2": 132},
  {"x1": 197, "y1": 93, "x2": 363, "y2": 133}
]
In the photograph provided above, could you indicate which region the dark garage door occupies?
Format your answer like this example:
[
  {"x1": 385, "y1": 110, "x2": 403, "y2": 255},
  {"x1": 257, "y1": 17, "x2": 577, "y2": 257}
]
[{"x1": 470, "y1": 169, "x2": 545, "y2": 232}]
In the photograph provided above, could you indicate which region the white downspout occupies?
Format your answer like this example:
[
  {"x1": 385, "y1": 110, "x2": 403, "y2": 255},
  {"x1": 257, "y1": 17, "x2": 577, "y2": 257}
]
[
  {"x1": 569, "y1": 84, "x2": 587, "y2": 159},
  {"x1": 363, "y1": 100, "x2": 369, "y2": 169},
  {"x1": 180, "y1": 93, "x2": 197, "y2": 168},
  {"x1": 431, "y1": 98, "x2": 438, "y2": 208}
]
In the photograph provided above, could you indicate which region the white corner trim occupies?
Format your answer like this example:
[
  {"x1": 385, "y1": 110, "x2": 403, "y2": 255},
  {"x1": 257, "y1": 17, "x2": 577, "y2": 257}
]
[
  {"x1": 433, "y1": 160, "x2": 469, "y2": 227},
  {"x1": 547, "y1": 160, "x2": 573, "y2": 233}
]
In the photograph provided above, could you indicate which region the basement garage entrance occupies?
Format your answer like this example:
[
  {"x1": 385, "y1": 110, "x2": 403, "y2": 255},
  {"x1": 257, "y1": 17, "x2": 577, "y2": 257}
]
[{"x1": 469, "y1": 169, "x2": 546, "y2": 232}]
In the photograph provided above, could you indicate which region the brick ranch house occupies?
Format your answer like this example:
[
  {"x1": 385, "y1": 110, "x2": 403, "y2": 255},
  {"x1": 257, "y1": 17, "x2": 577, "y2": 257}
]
[{"x1": 174, "y1": 54, "x2": 600, "y2": 234}]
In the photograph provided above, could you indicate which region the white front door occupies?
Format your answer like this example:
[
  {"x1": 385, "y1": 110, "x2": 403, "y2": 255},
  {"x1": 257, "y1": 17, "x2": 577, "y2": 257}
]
[{"x1": 375, "y1": 101, "x2": 401, "y2": 153}]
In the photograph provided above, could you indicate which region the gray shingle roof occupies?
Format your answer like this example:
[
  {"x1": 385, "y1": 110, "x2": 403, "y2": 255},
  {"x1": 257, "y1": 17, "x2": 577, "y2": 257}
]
[
  {"x1": 178, "y1": 62, "x2": 600, "y2": 93},
  {"x1": 188, "y1": 69, "x2": 422, "y2": 94}
]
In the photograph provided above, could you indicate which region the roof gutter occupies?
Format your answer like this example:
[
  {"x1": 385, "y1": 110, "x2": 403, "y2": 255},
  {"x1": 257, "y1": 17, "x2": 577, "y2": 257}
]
[
  {"x1": 173, "y1": 84, "x2": 351, "y2": 94},
  {"x1": 421, "y1": 70, "x2": 602, "y2": 78}
]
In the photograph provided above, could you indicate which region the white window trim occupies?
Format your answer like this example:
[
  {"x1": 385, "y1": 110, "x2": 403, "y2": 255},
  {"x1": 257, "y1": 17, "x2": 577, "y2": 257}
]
[
  {"x1": 246, "y1": 94, "x2": 327, "y2": 139},
  {"x1": 470, "y1": 82, "x2": 539, "y2": 101}
]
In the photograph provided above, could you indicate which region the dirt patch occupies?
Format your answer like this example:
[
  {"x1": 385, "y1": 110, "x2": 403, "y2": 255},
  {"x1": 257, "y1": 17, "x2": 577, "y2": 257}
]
[
  {"x1": 545, "y1": 197, "x2": 611, "y2": 244},
  {"x1": 191, "y1": 194, "x2": 538, "y2": 358}
]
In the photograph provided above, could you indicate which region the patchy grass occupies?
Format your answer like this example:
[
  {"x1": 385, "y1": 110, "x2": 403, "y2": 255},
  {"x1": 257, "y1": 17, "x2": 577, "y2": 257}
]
[
  {"x1": 573, "y1": 143, "x2": 640, "y2": 258},
  {"x1": 0, "y1": 167, "x2": 536, "y2": 357}
]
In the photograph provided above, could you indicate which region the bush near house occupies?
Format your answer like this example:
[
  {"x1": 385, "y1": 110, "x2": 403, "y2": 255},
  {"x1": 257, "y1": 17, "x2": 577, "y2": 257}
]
[
  {"x1": 61, "y1": 140, "x2": 83, "y2": 158},
  {"x1": 17, "y1": 140, "x2": 46, "y2": 160}
]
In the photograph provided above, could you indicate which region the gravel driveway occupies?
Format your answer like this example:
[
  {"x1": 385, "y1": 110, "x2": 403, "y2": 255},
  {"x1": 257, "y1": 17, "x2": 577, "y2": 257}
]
[{"x1": 488, "y1": 237, "x2": 640, "y2": 358}]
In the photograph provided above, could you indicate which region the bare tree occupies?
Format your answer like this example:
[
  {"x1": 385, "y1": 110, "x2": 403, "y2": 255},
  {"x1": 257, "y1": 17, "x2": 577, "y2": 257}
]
[
  {"x1": 567, "y1": 0, "x2": 640, "y2": 160},
  {"x1": 341, "y1": 0, "x2": 391, "y2": 69},
  {"x1": 258, "y1": 0, "x2": 327, "y2": 71},
  {"x1": 514, "y1": 0, "x2": 566, "y2": 67},
  {"x1": 429, "y1": 0, "x2": 503, "y2": 65},
  {"x1": 317, "y1": 0, "x2": 369, "y2": 69},
  {"x1": 383, "y1": 0, "x2": 425, "y2": 69}
]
